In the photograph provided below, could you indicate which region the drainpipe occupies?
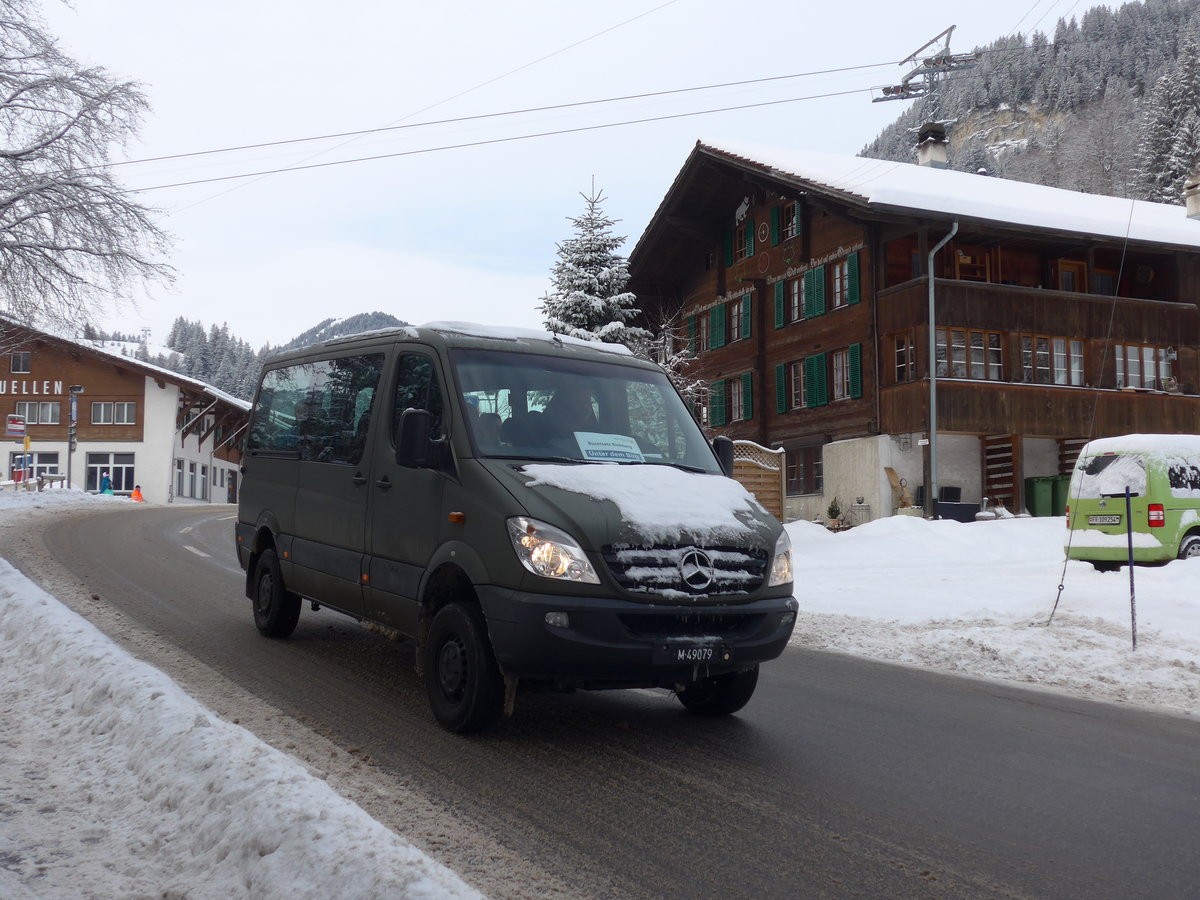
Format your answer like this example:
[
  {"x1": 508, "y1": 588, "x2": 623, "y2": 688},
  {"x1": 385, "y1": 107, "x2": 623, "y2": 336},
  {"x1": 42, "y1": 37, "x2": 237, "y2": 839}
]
[{"x1": 927, "y1": 221, "x2": 958, "y2": 518}]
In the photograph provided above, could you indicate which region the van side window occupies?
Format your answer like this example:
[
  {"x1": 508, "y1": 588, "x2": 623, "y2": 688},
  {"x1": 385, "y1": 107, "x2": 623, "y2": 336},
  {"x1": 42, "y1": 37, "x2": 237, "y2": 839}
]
[
  {"x1": 247, "y1": 355, "x2": 383, "y2": 463},
  {"x1": 305, "y1": 354, "x2": 385, "y2": 464},
  {"x1": 392, "y1": 353, "x2": 444, "y2": 440}
]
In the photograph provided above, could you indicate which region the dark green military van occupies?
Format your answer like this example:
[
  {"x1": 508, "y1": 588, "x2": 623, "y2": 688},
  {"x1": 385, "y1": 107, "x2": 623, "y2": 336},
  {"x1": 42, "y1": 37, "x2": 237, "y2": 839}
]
[{"x1": 236, "y1": 323, "x2": 796, "y2": 732}]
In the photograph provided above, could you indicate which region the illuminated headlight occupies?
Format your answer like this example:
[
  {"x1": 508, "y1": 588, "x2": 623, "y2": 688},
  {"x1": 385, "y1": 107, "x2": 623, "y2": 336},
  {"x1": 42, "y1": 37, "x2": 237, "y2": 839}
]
[
  {"x1": 767, "y1": 530, "x2": 793, "y2": 587},
  {"x1": 507, "y1": 516, "x2": 600, "y2": 584}
]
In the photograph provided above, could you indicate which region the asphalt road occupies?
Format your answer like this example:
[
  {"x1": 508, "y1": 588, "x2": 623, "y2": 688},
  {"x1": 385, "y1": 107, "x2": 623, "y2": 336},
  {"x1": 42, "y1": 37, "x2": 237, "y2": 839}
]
[{"x1": 19, "y1": 505, "x2": 1200, "y2": 899}]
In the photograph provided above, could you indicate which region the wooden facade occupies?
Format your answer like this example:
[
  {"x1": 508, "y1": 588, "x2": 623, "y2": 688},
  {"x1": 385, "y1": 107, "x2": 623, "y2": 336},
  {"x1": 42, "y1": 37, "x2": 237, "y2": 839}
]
[{"x1": 629, "y1": 142, "x2": 1200, "y2": 519}]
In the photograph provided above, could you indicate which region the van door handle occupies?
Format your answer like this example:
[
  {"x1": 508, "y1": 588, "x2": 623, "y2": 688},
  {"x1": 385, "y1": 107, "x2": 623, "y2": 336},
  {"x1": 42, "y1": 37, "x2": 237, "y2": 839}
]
[
  {"x1": 375, "y1": 475, "x2": 392, "y2": 490},
  {"x1": 351, "y1": 472, "x2": 368, "y2": 486}
]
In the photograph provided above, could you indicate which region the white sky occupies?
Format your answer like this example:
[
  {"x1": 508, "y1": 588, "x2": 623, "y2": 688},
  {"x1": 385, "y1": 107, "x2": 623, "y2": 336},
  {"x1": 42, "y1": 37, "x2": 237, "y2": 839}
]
[
  {"x1": 3, "y1": 488, "x2": 1197, "y2": 896},
  {"x1": 36, "y1": 0, "x2": 1105, "y2": 349}
]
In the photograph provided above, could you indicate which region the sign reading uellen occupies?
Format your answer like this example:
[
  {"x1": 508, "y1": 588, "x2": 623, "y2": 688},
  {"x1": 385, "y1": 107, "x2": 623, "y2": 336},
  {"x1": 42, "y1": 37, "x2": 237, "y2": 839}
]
[{"x1": 5, "y1": 414, "x2": 25, "y2": 437}]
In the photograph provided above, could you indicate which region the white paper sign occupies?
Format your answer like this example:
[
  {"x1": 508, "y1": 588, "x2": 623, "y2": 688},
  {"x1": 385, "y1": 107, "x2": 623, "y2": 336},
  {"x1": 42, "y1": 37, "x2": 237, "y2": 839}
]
[{"x1": 574, "y1": 432, "x2": 644, "y2": 463}]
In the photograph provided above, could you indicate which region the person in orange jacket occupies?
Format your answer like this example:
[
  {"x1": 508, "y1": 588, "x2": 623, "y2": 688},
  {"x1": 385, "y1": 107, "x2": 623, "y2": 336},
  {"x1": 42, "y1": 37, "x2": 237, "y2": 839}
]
[{"x1": 130, "y1": 484, "x2": 145, "y2": 503}]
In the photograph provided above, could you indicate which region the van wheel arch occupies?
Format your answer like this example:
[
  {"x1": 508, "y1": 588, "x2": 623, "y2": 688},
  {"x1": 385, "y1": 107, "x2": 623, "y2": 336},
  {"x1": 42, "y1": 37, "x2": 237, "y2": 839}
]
[
  {"x1": 416, "y1": 563, "x2": 480, "y2": 676},
  {"x1": 1178, "y1": 532, "x2": 1200, "y2": 560}
]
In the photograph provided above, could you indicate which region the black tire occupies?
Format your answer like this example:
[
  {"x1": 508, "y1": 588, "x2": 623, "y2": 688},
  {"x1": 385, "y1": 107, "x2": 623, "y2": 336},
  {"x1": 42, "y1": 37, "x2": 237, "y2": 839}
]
[
  {"x1": 1179, "y1": 534, "x2": 1200, "y2": 560},
  {"x1": 252, "y1": 548, "x2": 301, "y2": 638},
  {"x1": 424, "y1": 602, "x2": 503, "y2": 734},
  {"x1": 676, "y1": 665, "x2": 760, "y2": 716}
]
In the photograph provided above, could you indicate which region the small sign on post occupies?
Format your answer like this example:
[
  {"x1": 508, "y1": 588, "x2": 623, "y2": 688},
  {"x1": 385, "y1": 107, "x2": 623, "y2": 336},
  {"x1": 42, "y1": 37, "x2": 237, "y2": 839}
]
[{"x1": 6, "y1": 414, "x2": 25, "y2": 438}]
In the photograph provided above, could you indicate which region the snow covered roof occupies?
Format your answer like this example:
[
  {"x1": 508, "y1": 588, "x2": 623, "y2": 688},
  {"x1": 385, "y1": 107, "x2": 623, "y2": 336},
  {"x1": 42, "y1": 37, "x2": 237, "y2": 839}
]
[{"x1": 698, "y1": 140, "x2": 1200, "y2": 250}]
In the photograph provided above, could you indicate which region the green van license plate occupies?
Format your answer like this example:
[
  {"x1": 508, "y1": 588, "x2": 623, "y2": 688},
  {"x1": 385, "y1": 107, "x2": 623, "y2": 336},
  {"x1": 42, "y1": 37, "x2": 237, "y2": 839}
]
[{"x1": 1088, "y1": 514, "x2": 1122, "y2": 525}]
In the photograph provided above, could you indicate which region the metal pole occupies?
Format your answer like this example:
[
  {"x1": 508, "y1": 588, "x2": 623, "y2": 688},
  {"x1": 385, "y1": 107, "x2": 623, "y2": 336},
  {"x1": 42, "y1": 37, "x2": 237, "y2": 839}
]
[
  {"x1": 1126, "y1": 486, "x2": 1137, "y2": 650},
  {"x1": 927, "y1": 221, "x2": 958, "y2": 517}
]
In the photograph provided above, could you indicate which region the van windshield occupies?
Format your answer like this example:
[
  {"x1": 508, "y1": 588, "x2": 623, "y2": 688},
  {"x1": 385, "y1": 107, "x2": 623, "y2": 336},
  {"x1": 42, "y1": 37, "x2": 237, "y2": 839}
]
[
  {"x1": 1073, "y1": 453, "x2": 1147, "y2": 499},
  {"x1": 451, "y1": 348, "x2": 721, "y2": 474}
]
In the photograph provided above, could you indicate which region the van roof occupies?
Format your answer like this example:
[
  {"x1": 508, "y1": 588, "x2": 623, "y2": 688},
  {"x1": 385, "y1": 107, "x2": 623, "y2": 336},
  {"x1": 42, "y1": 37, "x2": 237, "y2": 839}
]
[
  {"x1": 266, "y1": 320, "x2": 649, "y2": 368},
  {"x1": 1082, "y1": 434, "x2": 1200, "y2": 457}
]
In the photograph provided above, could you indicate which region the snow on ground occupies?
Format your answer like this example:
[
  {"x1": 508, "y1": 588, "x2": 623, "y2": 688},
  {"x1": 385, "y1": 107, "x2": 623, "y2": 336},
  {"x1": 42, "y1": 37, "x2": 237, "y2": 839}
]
[
  {"x1": 0, "y1": 488, "x2": 479, "y2": 900},
  {"x1": 786, "y1": 515, "x2": 1200, "y2": 716},
  {"x1": 2, "y1": 488, "x2": 1198, "y2": 897}
]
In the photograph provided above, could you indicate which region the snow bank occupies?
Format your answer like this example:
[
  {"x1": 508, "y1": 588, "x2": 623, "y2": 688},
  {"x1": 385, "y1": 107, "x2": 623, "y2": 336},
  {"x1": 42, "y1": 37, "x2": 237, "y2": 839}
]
[
  {"x1": 0, "y1": 551, "x2": 480, "y2": 899},
  {"x1": 787, "y1": 515, "x2": 1200, "y2": 715}
]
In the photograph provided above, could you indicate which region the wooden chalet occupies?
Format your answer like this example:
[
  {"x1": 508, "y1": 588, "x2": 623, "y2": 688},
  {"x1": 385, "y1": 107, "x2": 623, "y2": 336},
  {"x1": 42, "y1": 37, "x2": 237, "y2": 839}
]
[{"x1": 629, "y1": 139, "x2": 1200, "y2": 522}]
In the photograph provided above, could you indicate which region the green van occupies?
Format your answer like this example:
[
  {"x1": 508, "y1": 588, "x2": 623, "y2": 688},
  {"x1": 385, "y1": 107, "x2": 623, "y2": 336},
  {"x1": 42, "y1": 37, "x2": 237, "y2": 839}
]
[
  {"x1": 1065, "y1": 433, "x2": 1200, "y2": 569},
  {"x1": 235, "y1": 323, "x2": 797, "y2": 732}
]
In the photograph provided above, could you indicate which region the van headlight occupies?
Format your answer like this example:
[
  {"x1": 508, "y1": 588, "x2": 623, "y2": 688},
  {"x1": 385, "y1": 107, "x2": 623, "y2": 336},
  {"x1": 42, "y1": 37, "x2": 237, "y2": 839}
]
[
  {"x1": 767, "y1": 530, "x2": 793, "y2": 587},
  {"x1": 507, "y1": 516, "x2": 600, "y2": 584}
]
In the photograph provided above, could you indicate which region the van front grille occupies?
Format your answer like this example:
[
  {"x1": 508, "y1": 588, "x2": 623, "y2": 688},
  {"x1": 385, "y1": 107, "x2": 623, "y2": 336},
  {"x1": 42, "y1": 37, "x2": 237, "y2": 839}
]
[{"x1": 601, "y1": 544, "x2": 768, "y2": 597}]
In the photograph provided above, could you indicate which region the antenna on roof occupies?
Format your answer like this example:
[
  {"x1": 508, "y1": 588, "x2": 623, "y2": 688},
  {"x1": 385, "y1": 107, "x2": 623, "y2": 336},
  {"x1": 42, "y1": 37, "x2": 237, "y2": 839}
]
[{"x1": 873, "y1": 25, "x2": 977, "y2": 124}]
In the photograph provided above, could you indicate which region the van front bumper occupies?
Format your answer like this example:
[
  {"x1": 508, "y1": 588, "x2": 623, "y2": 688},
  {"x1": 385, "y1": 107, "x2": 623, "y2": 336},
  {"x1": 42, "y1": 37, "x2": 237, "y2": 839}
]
[{"x1": 476, "y1": 586, "x2": 798, "y2": 687}]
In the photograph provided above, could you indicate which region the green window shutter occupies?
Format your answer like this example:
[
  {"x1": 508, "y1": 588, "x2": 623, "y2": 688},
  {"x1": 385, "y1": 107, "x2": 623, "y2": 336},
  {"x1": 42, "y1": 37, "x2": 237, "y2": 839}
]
[
  {"x1": 849, "y1": 342, "x2": 862, "y2": 398},
  {"x1": 723, "y1": 231, "x2": 734, "y2": 267},
  {"x1": 709, "y1": 307, "x2": 723, "y2": 349},
  {"x1": 848, "y1": 252, "x2": 861, "y2": 305},
  {"x1": 806, "y1": 353, "x2": 828, "y2": 407},
  {"x1": 745, "y1": 220, "x2": 755, "y2": 258},
  {"x1": 709, "y1": 380, "x2": 726, "y2": 426},
  {"x1": 770, "y1": 207, "x2": 781, "y2": 247},
  {"x1": 793, "y1": 204, "x2": 802, "y2": 242},
  {"x1": 741, "y1": 293, "x2": 752, "y2": 338},
  {"x1": 812, "y1": 265, "x2": 826, "y2": 316},
  {"x1": 774, "y1": 282, "x2": 785, "y2": 328},
  {"x1": 774, "y1": 363, "x2": 787, "y2": 413},
  {"x1": 742, "y1": 371, "x2": 753, "y2": 420},
  {"x1": 687, "y1": 315, "x2": 697, "y2": 353}
]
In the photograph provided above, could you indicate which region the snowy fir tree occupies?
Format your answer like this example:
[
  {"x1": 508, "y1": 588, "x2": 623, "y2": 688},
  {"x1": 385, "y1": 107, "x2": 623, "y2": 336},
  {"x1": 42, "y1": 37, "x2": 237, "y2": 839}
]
[{"x1": 539, "y1": 187, "x2": 650, "y2": 348}]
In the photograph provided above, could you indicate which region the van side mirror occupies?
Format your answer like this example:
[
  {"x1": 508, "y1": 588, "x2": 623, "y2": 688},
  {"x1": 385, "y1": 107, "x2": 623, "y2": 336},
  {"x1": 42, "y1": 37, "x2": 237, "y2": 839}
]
[
  {"x1": 396, "y1": 408, "x2": 431, "y2": 467},
  {"x1": 713, "y1": 435, "x2": 735, "y2": 478}
]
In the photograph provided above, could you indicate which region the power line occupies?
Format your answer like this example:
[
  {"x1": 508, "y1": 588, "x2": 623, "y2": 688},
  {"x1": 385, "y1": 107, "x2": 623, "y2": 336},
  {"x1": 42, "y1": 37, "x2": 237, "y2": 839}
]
[{"x1": 125, "y1": 87, "x2": 873, "y2": 194}]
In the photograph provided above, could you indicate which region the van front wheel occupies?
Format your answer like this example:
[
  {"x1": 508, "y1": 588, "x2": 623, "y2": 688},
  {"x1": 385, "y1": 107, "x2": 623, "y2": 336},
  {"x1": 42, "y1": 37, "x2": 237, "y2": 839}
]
[
  {"x1": 252, "y1": 549, "x2": 301, "y2": 638},
  {"x1": 676, "y1": 665, "x2": 759, "y2": 716},
  {"x1": 1178, "y1": 535, "x2": 1200, "y2": 559},
  {"x1": 424, "y1": 602, "x2": 503, "y2": 733}
]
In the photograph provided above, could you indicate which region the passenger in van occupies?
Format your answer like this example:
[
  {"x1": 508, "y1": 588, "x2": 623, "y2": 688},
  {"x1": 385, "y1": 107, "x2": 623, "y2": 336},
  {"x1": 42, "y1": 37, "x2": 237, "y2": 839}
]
[
  {"x1": 476, "y1": 411, "x2": 502, "y2": 448},
  {"x1": 543, "y1": 384, "x2": 598, "y2": 438}
]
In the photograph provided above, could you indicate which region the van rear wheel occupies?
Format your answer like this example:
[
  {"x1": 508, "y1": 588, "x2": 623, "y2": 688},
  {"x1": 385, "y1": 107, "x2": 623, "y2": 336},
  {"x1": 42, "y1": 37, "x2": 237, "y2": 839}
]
[
  {"x1": 676, "y1": 665, "x2": 759, "y2": 716},
  {"x1": 1178, "y1": 535, "x2": 1200, "y2": 559},
  {"x1": 424, "y1": 602, "x2": 503, "y2": 733},
  {"x1": 252, "y1": 548, "x2": 301, "y2": 638}
]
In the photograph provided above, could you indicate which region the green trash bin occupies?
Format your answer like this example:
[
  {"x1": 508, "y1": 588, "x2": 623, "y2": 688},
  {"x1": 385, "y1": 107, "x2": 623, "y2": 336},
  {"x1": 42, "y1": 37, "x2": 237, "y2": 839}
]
[
  {"x1": 1050, "y1": 474, "x2": 1071, "y2": 517},
  {"x1": 1024, "y1": 476, "x2": 1055, "y2": 517}
]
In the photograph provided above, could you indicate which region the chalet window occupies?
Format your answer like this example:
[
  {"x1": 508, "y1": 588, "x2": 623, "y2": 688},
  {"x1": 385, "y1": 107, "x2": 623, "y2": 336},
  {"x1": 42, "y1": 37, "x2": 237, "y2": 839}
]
[
  {"x1": 1021, "y1": 334, "x2": 1082, "y2": 386},
  {"x1": 829, "y1": 252, "x2": 860, "y2": 309},
  {"x1": 1091, "y1": 269, "x2": 1118, "y2": 295},
  {"x1": 894, "y1": 333, "x2": 916, "y2": 383},
  {"x1": 730, "y1": 376, "x2": 744, "y2": 421},
  {"x1": 804, "y1": 353, "x2": 829, "y2": 407},
  {"x1": 773, "y1": 201, "x2": 798, "y2": 244},
  {"x1": 10, "y1": 352, "x2": 30, "y2": 374},
  {"x1": 938, "y1": 328, "x2": 1002, "y2": 380},
  {"x1": 786, "y1": 446, "x2": 823, "y2": 496},
  {"x1": 729, "y1": 220, "x2": 754, "y2": 262},
  {"x1": 728, "y1": 295, "x2": 750, "y2": 341},
  {"x1": 1056, "y1": 260, "x2": 1087, "y2": 293},
  {"x1": 789, "y1": 276, "x2": 803, "y2": 322},
  {"x1": 831, "y1": 344, "x2": 862, "y2": 401},
  {"x1": 709, "y1": 373, "x2": 753, "y2": 425},
  {"x1": 14, "y1": 401, "x2": 59, "y2": 425},
  {"x1": 697, "y1": 314, "x2": 709, "y2": 352},
  {"x1": 1115, "y1": 343, "x2": 1171, "y2": 390},
  {"x1": 91, "y1": 401, "x2": 137, "y2": 425},
  {"x1": 790, "y1": 361, "x2": 805, "y2": 409}
]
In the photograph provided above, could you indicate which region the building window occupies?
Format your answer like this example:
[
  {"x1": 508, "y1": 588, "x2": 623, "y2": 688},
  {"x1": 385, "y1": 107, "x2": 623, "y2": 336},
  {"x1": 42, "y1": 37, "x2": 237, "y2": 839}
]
[
  {"x1": 729, "y1": 298, "x2": 743, "y2": 342},
  {"x1": 14, "y1": 401, "x2": 60, "y2": 425},
  {"x1": 832, "y1": 349, "x2": 850, "y2": 400},
  {"x1": 1022, "y1": 334, "x2": 1083, "y2": 386},
  {"x1": 938, "y1": 329, "x2": 1002, "y2": 380},
  {"x1": 1115, "y1": 343, "x2": 1171, "y2": 390},
  {"x1": 789, "y1": 361, "x2": 805, "y2": 409},
  {"x1": 175, "y1": 459, "x2": 184, "y2": 496},
  {"x1": 10, "y1": 352, "x2": 30, "y2": 374},
  {"x1": 786, "y1": 446, "x2": 823, "y2": 495},
  {"x1": 894, "y1": 333, "x2": 916, "y2": 383},
  {"x1": 8, "y1": 451, "x2": 58, "y2": 480},
  {"x1": 697, "y1": 313, "x2": 709, "y2": 352},
  {"x1": 86, "y1": 452, "x2": 134, "y2": 493},
  {"x1": 200, "y1": 465, "x2": 209, "y2": 500},
  {"x1": 91, "y1": 401, "x2": 137, "y2": 425},
  {"x1": 788, "y1": 276, "x2": 804, "y2": 322},
  {"x1": 779, "y1": 202, "x2": 797, "y2": 241},
  {"x1": 729, "y1": 377, "x2": 744, "y2": 422},
  {"x1": 830, "y1": 258, "x2": 850, "y2": 308},
  {"x1": 734, "y1": 225, "x2": 749, "y2": 261}
]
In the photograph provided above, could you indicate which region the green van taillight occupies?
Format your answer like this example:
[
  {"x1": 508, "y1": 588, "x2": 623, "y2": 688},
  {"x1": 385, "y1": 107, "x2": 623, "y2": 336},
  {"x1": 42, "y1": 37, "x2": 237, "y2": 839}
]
[{"x1": 1148, "y1": 503, "x2": 1166, "y2": 527}]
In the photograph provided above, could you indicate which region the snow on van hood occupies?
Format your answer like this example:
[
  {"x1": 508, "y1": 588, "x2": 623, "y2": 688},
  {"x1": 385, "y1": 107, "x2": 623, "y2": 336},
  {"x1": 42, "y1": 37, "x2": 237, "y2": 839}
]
[{"x1": 521, "y1": 464, "x2": 765, "y2": 544}]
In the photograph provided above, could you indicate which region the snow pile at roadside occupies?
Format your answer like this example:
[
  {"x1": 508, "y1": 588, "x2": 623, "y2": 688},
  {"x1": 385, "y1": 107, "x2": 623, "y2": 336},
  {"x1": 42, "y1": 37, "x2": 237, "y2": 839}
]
[
  {"x1": 0, "y1": 494, "x2": 481, "y2": 899},
  {"x1": 786, "y1": 515, "x2": 1200, "y2": 716}
]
